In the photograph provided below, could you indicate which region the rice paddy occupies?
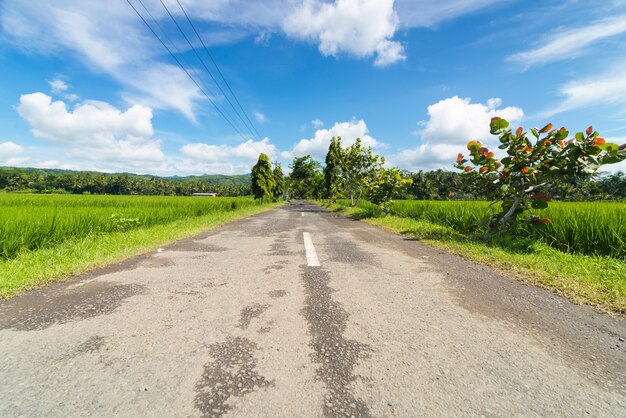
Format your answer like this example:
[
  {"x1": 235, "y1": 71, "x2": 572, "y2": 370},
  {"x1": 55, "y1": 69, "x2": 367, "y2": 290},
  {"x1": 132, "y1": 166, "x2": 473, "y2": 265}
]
[{"x1": 0, "y1": 194, "x2": 263, "y2": 261}]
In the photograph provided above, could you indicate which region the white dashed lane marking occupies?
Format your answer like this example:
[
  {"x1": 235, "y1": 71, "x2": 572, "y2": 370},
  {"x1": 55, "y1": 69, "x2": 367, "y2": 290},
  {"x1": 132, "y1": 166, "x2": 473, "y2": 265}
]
[{"x1": 303, "y1": 232, "x2": 320, "y2": 267}]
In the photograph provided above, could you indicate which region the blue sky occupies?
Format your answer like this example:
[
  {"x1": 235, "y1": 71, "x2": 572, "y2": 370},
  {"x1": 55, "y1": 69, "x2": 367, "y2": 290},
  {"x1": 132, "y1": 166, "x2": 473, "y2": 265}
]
[{"x1": 1, "y1": 0, "x2": 625, "y2": 175}]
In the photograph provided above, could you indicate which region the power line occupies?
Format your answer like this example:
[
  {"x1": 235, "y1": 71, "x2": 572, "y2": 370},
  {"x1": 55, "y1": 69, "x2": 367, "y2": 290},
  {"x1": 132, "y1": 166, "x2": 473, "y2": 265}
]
[
  {"x1": 174, "y1": 0, "x2": 264, "y2": 141},
  {"x1": 157, "y1": 0, "x2": 260, "y2": 141},
  {"x1": 125, "y1": 0, "x2": 249, "y2": 141},
  {"x1": 135, "y1": 0, "x2": 200, "y2": 90}
]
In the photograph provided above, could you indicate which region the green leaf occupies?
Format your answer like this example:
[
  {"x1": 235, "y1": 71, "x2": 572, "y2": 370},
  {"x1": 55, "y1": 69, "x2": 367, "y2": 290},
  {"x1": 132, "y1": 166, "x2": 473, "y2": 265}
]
[
  {"x1": 575, "y1": 132, "x2": 584, "y2": 142},
  {"x1": 599, "y1": 143, "x2": 620, "y2": 152},
  {"x1": 555, "y1": 129, "x2": 568, "y2": 140},
  {"x1": 531, "y1": 199, "x2": 548, "y2": 209},
  {"x1": 602, "y1": 154, "x2": 626, "y2": 164}
]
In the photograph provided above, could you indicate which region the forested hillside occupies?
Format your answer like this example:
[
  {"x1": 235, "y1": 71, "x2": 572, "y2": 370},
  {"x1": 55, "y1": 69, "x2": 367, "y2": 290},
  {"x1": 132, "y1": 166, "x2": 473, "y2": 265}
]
[{"x1": 0, "y1": 167, "x2": 251, "y2": 196}]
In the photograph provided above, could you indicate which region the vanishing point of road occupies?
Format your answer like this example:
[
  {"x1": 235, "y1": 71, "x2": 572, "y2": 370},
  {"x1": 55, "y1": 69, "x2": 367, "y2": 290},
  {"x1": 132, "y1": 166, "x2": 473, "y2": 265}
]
[{"x1": 1, "y1": 201, "x2": 624, "y2": 416}]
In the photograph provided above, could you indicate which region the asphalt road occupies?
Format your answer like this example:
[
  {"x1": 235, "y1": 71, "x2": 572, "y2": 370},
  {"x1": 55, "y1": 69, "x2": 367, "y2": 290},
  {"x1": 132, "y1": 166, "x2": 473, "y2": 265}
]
[{"x1": 1, "y1": 201, "x2": 625, "y2": 417}]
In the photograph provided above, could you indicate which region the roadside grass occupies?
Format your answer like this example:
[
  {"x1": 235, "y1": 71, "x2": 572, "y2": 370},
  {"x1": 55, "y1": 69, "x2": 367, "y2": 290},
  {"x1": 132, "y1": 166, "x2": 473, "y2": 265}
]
[
  {"x1": 0, "y1": 202, "x2": 281, "y2": 299},
  {"x1": 320, "y1": 200, "x2": 626, "y2": 316}
]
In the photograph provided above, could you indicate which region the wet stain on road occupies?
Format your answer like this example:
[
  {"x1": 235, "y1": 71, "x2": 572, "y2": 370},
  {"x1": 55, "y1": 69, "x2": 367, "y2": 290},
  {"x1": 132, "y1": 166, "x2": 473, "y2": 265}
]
[
  {"x1": 167, "y1": 241, "x2": 228, "y2": 252},
  {"x1": 263, "y1": 264, "x2": 284, "y2": 274},
  {"x1": 301, "y1": 267, "x2": 372, "y2": 417},
  {"x1": 0, "y1": 282, "x2": 146, "y2": 331},
  {"x1": 194, "y1": 336, "x2": 273, "y2": 417},
  {"x1": 267, "y1": 239, "x2": 297, "y2": 257},
  {"x1": 268, "y1": 290, "x2": 287, "y2": 298},
  {"x1": 238, "y1": 303, "x2": 270, "y2": 329},
  {"x1": 326, "y1": 238, "x2": 379, "y2": 267},
  {"x1": 136, "y1": 257, "x2": 175, "y2": 269},
  {"x1": 63, "y1": 335, "x2": 107, "y2": 359},
  {"x1": 75, "y1": 335, "x2": 106, "y2": 354}
]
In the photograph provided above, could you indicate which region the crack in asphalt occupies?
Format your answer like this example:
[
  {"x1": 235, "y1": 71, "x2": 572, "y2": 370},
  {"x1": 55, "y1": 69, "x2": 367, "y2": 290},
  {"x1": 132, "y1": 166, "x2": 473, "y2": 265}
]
[{"x1": 301, "y1": 267, "x2": 372, "y2": 417}]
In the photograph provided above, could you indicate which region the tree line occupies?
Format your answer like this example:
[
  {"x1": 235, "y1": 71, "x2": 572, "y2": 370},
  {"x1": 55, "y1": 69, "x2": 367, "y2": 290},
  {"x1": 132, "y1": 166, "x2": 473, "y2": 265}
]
[
  {"x1": 1, "y1": 150, "x2": 624, "y2": 202},
  {"x1": 0, "y1": 167, "x2": 251, "y2": 196},
  {"x1": 250, "y1": 136, "x2": 626, "y2": 205}
]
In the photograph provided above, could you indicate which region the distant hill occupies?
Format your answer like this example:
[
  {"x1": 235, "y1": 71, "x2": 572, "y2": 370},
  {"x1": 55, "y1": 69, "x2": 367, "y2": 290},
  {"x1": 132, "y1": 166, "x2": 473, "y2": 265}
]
[
  {"x1": 2, "y1": 166, "x2": 250, "y2": 185},
  {"x1": 168, "y1": 174, "x2": 251, "y2": 186},
  {"x1": 0, "y1": 166, "x2": 251, "y2": 196}
]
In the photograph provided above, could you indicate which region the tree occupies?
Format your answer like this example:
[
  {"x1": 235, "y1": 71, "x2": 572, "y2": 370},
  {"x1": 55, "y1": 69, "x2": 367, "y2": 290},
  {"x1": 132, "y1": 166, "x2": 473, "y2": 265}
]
[
  {"x1": 251, "y1": 153, "x2": 275, "y2": 203},
  {"x1": 324, "y1": 136, "x2": 344, "y2": 202},
  {"x1": 456, "y1": 117, "x2": 626, "y2": 237},
  {"x1": 289, "y1": 155, "x2": 321, "y2": 199},
  {"x1": 273, "y1": 163, "x2": 285, "y2": 200},
  {"x1": 340, "y1": 138, "x2": 383, "y2": 206},
  {"x1": 368, "y1": 167, "x2": 412, "y2": 215}
]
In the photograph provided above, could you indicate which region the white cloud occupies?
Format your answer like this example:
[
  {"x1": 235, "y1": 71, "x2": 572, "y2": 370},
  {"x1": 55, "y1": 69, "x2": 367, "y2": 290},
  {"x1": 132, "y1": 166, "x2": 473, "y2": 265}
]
[
  {"x1": 282, "y1": 119, "x2": 382, "y2": 160},
  {"x1": 392, "y1": 96, "x2": 524, "y2": 170},
  {"x1": 5, "y1": 157, "x2": 29, "y2": 166},
  {"x1": 0, "y1": 141, "x2": 26, "y2": 166},
  {"x1": 0, "y1": 141, "x2": 24, "y2": 156},
  {"x1": 311, "y1": 118, "x2": 324, "y2": 128},
  {"x1": 254, "y1": 111, "x2": 267, "y2": 123},
  {"x1": 16, "y1": 92, "x2": 164, "y2": 165},
  {"x1": 2, "y1": 1, "x2": 203, "y2": 119},
  {"x1": 420, "y1": 96, "x2": 523, "y2": 144},
  {"x1": 49, "y1": 79, "x2": 68, "y2": 94},
  {"x1": 394, "y1": 0, "x2": 501, "y2": 27},
  {"x1": 283, "y1": 0, "x2": 405, "y2": 66},
  {"x1": 254, "y1": 31, "x2": 273, "y2": 45},
  {"x1": 181, "y1": 138, "x2": 277, "y2": 163},
  {"x1": 546, "y1": 68, "x2": 626, "y2": 116},
  {"x1": 508, "y1": 15, "x2": 626, "y2": 69}
]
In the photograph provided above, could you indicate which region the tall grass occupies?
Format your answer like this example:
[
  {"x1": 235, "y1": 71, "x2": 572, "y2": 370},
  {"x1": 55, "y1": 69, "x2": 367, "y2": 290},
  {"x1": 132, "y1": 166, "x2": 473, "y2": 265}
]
[
  {"x1": 0, "y1": 194, "x2": 262, "y2": 260},
  {"x1": 389, "y1": 200, "x2": 626, "y2": 260}
]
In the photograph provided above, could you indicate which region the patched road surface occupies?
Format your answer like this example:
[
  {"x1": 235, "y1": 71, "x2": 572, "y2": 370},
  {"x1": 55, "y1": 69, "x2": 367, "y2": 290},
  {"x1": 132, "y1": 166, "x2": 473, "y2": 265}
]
[{"x1": 1, "y1": 201, "x2": 625, "y2": 416}]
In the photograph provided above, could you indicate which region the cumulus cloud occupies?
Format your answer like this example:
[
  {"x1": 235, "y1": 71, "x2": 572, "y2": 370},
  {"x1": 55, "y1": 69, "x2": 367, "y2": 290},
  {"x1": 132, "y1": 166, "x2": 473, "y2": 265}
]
[
  {"x1": 282, "y1": 119, "x2": 382, "y2": 160},
  {"x1": 0, "y1": 141, "x2": 24, "y2": 156},
  {"x1": 0, "y1": 141, "x2": 26, "y2": 166},
  {"x1": 16, "y1": 92, "x2": 164, "y2": 165},
  {"x1": 508, "y1": 15, "x2": 626, "y2": 69},
  {"x1": 420, "y1": 97, "x2": 524, "y2": 144},
  {"x1": 392, "y1": 96, "x2": 524, "y2": 170},
  {"x1": 283, "y1": 0, "x2": 405, "y2": 66},
  {"x1": 12, "y1": 92, "x2": 282, "y2": 175},
  {"x1": 181, "y1": 138, "x2": 277, "y2": 163}
]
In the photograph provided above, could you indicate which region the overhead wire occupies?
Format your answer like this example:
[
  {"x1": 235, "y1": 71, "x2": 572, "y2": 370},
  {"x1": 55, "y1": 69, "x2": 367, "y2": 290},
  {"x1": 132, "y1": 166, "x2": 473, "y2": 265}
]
[
  {"x1": 125, "y1": 0, "x2": 249, "y2": 141},
  {"x1": 157, "y1": 0, "x2": 260, "y2": 141},
  {"x1": 174, "y1": 0, "x2": 264, "y2": 141}
]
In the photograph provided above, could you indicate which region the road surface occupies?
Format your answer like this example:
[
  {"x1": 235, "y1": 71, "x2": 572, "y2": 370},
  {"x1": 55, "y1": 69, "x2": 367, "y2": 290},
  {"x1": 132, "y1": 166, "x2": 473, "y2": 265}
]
[{"x1": 1, "y1": 201, "x2": 625, "y2": 417}]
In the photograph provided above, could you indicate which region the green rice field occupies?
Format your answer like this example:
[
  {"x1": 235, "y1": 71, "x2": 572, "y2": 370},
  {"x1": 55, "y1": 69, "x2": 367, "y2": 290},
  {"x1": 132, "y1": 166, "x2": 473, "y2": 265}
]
[
  {"x1": 0, "y1": 194, "x2": 263, "y2": 261},
  {"x1": 390, "y1": 200, "x2": 626, "y2": 260}
]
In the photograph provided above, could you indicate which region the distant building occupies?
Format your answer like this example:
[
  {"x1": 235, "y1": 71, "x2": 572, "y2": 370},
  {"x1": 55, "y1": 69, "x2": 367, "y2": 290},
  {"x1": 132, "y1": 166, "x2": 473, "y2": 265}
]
[{"x1": 192, "y1": 192, "x2": 219, "y2": 197}]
